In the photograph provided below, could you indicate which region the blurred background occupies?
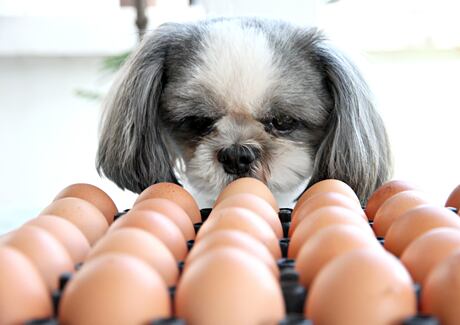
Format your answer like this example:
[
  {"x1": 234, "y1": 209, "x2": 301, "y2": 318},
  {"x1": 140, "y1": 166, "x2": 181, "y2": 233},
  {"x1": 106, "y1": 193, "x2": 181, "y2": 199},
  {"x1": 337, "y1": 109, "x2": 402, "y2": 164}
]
[{"x1": 1, "y1": 0, "x2": 459, "y2": 232}]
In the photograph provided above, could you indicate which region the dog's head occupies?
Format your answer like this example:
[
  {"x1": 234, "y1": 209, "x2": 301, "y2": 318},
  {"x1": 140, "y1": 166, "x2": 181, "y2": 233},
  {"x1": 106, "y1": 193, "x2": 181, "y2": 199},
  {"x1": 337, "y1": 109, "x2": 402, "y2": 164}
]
[{"x1": 97, "y1": 18, "x2": 392, "y2": 205}]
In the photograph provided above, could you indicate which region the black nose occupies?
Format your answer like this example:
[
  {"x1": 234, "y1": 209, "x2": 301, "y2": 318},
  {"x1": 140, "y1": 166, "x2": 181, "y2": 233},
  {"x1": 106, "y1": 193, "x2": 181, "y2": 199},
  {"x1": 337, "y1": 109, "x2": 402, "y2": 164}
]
[{"x1": 217, "y1": 145, "x2": 258, "y2": 175}]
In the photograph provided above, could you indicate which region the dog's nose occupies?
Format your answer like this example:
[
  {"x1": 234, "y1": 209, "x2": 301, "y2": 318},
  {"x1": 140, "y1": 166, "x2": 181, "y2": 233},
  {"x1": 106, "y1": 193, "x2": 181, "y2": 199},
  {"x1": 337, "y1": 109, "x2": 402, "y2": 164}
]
[{"x1": 217, "y1": 145, "x2": 258, "y2": 175}]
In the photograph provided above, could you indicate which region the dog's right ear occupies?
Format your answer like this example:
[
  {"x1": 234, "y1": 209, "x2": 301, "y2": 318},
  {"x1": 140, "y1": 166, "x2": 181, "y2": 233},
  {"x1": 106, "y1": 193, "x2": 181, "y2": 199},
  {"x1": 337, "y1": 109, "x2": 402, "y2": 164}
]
[{"x1": 96, "y1": 24, "x2": 179, "y2": 193}]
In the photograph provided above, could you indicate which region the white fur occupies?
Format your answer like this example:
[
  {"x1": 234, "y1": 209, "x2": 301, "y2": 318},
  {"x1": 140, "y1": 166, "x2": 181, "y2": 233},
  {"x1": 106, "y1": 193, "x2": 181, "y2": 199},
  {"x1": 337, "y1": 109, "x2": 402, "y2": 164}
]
[
  {"x1": 192, "y1": 20, "x2": 281, "y2": 115},
  {"x1": 268, "y1": 140, "x2": 313, "y2": 192}
]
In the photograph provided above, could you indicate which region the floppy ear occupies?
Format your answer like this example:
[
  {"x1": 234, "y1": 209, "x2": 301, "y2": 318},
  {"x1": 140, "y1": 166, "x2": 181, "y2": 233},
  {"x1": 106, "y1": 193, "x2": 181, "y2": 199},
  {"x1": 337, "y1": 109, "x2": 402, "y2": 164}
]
[
  {"x1": 306, "y1": 41, "x2": 392, "y2": 204},
  {"x1": 96, "y1": 25, "x2": 178, "y2": 193}
]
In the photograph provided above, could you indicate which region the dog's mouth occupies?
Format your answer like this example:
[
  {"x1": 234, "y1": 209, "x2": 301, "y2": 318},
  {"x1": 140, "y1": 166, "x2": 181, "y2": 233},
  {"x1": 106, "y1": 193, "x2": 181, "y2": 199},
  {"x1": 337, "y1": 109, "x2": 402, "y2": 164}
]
[{"x1": 223, "y1": 163, "x2": 268, "y2": 185}]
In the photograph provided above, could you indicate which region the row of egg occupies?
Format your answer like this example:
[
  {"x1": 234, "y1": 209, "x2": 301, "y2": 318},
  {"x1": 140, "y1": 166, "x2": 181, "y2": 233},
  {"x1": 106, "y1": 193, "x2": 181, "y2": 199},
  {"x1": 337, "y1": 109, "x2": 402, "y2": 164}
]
[
  {"x1": 0, "y1": 183, "x2": 119, "y2": 324},
  {"x1": 290, "y1": 179, "x2": 460, "y2": 325},
  {"x1": 176, "y1": 179, "x2": 284, "y2": 325},
  {"x1": 366, "y1": 181, "x2": 460, "y2": 325},
  {"x1": 286, "y1": 180, "x2": 414, "y2": 325},
  {"x1": 59, "y1": 181, "x2": 212, "y2": 324},
  {"x1": 0, "y1": 181, "x2": 204, "y2": 324}
]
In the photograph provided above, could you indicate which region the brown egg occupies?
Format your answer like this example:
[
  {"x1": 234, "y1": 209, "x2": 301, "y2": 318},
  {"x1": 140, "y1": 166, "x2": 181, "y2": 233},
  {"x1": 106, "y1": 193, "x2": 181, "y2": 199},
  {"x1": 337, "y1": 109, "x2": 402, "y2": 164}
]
[
  {"x1": 59, "y1": 254, "x2": 171, "y2": 325},
  {"x1": 86, "y1": 228, "x2": 179, "y2": 286},
  {"x1": 213, "y1": 177, "x2": 279, "y2": 211},
  {"x1": 365, "y1": 180, "x2": 415, "y2": 221},
  {"x1": 401, "y1": 228, "x2": 460, "y2": 284},
  {"x1": 445, "y1": 184, "x2": 460, "y2": 211},
  {"x1": 196, "y1": 207, "x2": 281, "y2": 259},
  {"x1": 0, "y1": 246, "x2": 53, "y2": 324},
  {"x1": 4, "y1": 225, "x2": 74, "y2": 291},
  {"x1": 185, "y1": 230, "x2": 279, "y2": 278},
  {"x1": 108, "y1": 210, "x2": 187, "y2": 261},
  {"x1": 0, "y1": 231, "x2": 12, "y2": 244},
  {"x1": 295, "y1": 225, "x2": 381, "y2": 288},
  {"x1": 288, "y1": 206, "x2": 373, "y2": 259},
  {"x1": 421, "y1": 250, "x2": 460, "y2": 325},
  {"x1": 373, "y1": 190, "x2": 430, "y2": 237},
  {"x1": 289, "y1": 192, "x2": 365, "y2": 237},
  {"x1": 40, "y1": 197, "x2": 108, "y2": 245},
  {"x1": 53, "y1": 183, "x2": 118, "y2": 224},
  {"x1": 385, "y1": 206, "x2": 460, "y2": 256},
  {"x1": 134, "y1": 182, "x2": 201, "y2": 223},
  {"x1": 131, "y1": 198, "x2": 195, "y2": 240},
  {"x1": 306, "y1": 249, "x2": 416, "y2": 325},
  {"x1": 26, "y1": 215, "x2": 90, "y2": 264},
  {"x1": 210, "y1": 193, "x2": 283, "y2": 238},
  {"x1": 176, "y1": 247, "x2": 285, "y2": 325},
  {"x1": 293, "y1": 179, "x2": 361, "y2": 217}
]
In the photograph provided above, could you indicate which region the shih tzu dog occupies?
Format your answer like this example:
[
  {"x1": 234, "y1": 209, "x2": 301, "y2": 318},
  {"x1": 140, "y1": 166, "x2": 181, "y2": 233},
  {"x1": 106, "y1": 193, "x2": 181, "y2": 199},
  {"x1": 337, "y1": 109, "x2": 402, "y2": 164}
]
[{"x1": 96, "y1": 17, "x2": 392, "y2": 207}]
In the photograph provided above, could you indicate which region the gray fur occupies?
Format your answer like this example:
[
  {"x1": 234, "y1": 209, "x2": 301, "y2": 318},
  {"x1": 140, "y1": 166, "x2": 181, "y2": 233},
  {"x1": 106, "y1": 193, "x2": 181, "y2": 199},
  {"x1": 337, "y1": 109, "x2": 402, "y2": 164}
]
[
  {"x1": 96, "y1": 17, "x2": 392, "y2": 204},
  {"x1": 303, "y1": 41, "x2": 393, "y2": 204}
]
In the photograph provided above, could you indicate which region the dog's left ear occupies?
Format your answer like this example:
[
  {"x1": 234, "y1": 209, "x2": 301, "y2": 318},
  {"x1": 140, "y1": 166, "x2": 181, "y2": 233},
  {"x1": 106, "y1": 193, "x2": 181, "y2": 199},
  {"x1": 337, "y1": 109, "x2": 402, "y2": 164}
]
[
  {"x1": 306, "y1": 36, "x2": 392, "y2": 204},
  {"x1": 96, "y1": 24, "x2": 180, "y2": 193}
]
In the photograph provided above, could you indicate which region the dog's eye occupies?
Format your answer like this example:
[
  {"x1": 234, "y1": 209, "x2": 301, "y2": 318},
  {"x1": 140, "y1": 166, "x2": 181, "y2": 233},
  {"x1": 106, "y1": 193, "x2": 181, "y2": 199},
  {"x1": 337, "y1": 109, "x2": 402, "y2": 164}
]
[
  {"x1": 179, "y1": 116, "x2": 215, "y2": 135},
  {"x1": 270, "y1": 115, "x2": 299, "y2": 133}
]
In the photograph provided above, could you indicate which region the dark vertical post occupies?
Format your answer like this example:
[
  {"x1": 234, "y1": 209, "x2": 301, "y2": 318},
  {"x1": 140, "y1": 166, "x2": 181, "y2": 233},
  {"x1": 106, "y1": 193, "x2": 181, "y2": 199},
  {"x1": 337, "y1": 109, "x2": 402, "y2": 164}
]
[{"x1": 135, "y1": 0, "x2": 148, "y2": 41}]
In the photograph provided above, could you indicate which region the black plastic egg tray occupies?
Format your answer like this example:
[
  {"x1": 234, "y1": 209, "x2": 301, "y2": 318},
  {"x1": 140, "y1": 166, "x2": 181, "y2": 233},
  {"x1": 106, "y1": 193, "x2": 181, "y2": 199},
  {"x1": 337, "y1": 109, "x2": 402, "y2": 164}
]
[{"x1": 26, "y1": 208, "x2": 441, "y2": 325}]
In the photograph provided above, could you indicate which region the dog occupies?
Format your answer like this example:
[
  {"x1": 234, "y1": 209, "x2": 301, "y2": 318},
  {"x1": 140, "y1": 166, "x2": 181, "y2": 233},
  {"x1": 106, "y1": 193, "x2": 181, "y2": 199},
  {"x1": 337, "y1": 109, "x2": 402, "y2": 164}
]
[{"x1": 96, "y1": 17, "x2": 392, "y2": 207}]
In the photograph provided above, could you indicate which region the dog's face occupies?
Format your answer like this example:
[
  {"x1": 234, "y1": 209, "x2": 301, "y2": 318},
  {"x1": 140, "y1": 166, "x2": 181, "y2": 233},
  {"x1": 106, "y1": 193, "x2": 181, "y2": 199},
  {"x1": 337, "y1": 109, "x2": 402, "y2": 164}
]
[
  {"x1": 160, "y1": 20, "x2": 331, "y2": 196},
  {"x1": 97, "y1": 18, "x2": 392, "y2": 205}
]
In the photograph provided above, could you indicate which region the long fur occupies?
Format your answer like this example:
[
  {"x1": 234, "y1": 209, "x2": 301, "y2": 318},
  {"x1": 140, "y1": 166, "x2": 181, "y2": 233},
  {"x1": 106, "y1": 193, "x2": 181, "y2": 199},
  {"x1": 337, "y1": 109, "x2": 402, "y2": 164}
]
[
  {"x1": 304, "y1": 41, "x2": 392, "y2": 203},
  {"x1": 97, "y1": 25, "x2": 180, "y2": 193},
  {"x1": 96, "y1": 18, "x2": 392, "y2": 205}
]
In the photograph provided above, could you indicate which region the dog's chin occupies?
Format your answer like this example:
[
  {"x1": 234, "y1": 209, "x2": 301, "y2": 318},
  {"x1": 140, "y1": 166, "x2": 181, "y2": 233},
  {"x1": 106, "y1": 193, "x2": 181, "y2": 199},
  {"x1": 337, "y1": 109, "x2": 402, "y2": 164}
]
[
  {"x1": 181, "y1": 162, "x2": 311, "y2": 208},
  {"x1": 183, "y1": 166, "x2": 259, "y2": 200}
]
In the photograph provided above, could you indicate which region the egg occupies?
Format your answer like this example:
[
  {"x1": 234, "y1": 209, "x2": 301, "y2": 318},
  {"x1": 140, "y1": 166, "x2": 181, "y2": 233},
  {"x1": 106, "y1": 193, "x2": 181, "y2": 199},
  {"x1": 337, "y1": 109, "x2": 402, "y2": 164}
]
[
  {"x1": 53, "y1": 183, "x2": 118, "y2": 224},
  {"x1": 86, "y1": 228, "x2": 179, "y2": 286},
  {"x1": 108, "y1": 210, "x2": 187, "y2": 261},
  {"x1": 289, "y1": 192, "x2": 365, "y2": 237},
  {"x1": 134, "y1": 182, "x2": 201, "y2": 223},
  {"x1": 185, "y1": 230, "x2": 278, "y2": 278},
  {"x1": 384, "y1": 206, "x2": 460, "y2": 256},
  {"x1": 4, "y1": 225, "x2": 74, "y2": 291},
  {"x1": 59, "y1": 254, "x2": 171, "y2": 325},
  {"x1": 0, "y1": 231, "x2": 12, "y2": 244},
  {"x1": 445, "y1": 184, "x2": 460, "y2": 211},
  {"x1": 196, "y1": 207, "x2": 281, "y2": 259},
  {"x1": 26, "y1": 214, "x2": 91, "y2": 264},
  {"x1": 210, "y1": 193, "x2": 282, "y2": 238},
  {"x1": 288, "y1": 206, "x2": 373, "y2": 259},
  {"x1": 365, "y1": 180, "x2": 415, "y2": 221},
  {"x1": 293, "y1": 179, "x2": 361, "y2": 217},
  {"x1": 295, "y1": 225, "x2": 381, "y2": 288},
  {"x1": 373, "y1": 190, "x2": 430, "y2": 237},
  {"x1": 400, "y1": 227, "x2": 460, "y2": 284},
  {"x1": 131, "y1": 198, "x2": 195, "y2": 240},
  {"x1": 0, "y1": 246, "x2": 53, "y2": 324},
  {"x1": 175, "y1": 247, "x2": 285, "y2": 325},
  {"x1": 306, "y1": 249, "x2": 416, "y2": 325},
  {"x1": 213, "y1": 177, "x2": 279, "y2": 211},
  {"x1": 421, "y1": 250, "x2": 460, "y2": 325},
  {"x1": 40, "y1": 197, "x2": 109, "y2": 245}
]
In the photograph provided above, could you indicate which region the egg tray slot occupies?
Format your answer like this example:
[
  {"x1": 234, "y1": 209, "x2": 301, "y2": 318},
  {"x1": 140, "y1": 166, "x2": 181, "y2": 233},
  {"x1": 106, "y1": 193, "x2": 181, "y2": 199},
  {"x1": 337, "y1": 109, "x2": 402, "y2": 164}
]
[{"x1": 27, "y1": 208, "x2": 440, "y2": 325}]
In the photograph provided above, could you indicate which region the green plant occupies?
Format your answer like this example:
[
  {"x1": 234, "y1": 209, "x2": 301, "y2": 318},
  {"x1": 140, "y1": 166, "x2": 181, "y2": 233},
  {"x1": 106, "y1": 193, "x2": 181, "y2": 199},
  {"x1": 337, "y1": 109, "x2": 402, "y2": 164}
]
[{"x1": 75, "y1": 51, "x2": 132, "y2": 101}]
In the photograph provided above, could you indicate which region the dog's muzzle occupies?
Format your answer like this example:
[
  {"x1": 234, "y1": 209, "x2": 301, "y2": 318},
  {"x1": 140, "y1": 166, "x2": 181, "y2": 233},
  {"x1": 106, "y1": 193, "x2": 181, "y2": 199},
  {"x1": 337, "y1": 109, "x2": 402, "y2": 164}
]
[{"x1": 217, "y1": 145, "x2": 260, "y2": 175}]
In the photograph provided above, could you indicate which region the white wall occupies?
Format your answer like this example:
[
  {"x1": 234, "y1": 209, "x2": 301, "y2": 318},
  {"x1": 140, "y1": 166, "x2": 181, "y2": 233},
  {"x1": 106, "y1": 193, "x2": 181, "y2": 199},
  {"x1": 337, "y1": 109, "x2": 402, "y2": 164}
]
[
  {"x1": 0, "y1": 57, "x2": 139, "y2": 232},
  {"x1": 367, "y1": 51, "x2": 460, "y2": 207}
]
